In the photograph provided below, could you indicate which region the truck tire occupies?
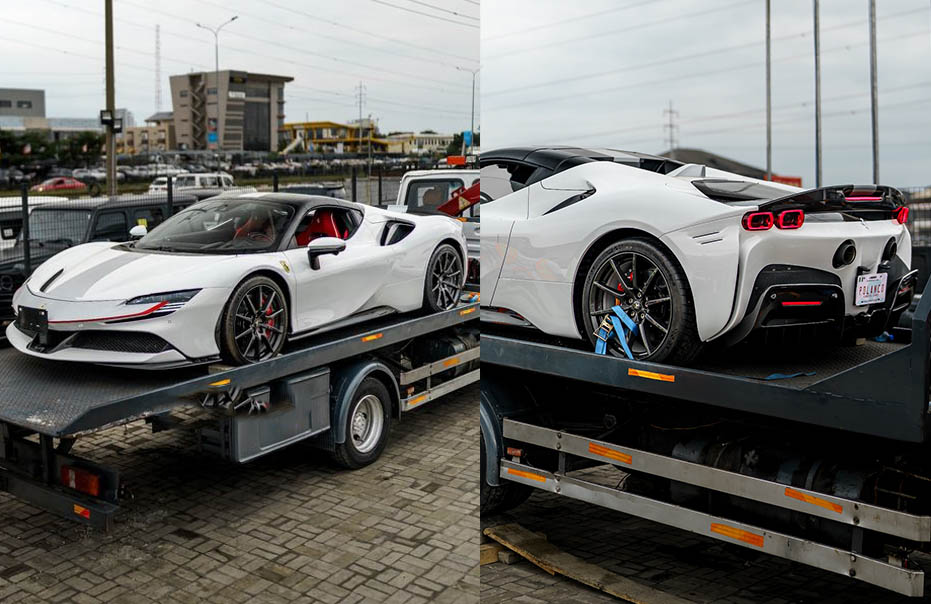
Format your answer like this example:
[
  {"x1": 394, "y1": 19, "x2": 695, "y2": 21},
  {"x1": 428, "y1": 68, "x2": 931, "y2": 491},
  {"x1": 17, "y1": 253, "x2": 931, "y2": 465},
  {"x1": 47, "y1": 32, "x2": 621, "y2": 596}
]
[
  {"x1": 331, "y1": 377, "x2": 392, "y2": 469},
  {"x1": 480, "y1": 432, "x2": 532, "y2": 515}
]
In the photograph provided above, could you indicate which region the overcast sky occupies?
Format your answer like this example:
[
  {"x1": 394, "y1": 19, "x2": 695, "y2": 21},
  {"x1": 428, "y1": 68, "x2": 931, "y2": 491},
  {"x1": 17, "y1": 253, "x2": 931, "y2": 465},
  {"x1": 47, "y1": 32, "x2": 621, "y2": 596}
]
[
  {"x1": 1, "y1": 0, "x2": 479, "y2": 135},
  {"x1": 481, "y1": 0, "x2": 930, "y2": 187}
]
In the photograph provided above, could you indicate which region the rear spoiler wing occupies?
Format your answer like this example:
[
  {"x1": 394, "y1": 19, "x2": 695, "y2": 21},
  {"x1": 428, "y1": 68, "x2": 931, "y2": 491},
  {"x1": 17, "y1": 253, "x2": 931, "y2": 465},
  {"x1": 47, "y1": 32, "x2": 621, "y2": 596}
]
[{"x1": 760, "y1": 184, "x2": 906, "y2": 215}]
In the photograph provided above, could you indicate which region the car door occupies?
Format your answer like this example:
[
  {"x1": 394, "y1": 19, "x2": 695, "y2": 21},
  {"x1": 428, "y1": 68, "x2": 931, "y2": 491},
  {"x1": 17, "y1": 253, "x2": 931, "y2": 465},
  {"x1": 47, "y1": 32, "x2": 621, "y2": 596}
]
[
  {"x1": 479, "y1": 161, "x2": 539, "y2": 303},
  {"x1": 282, "y1": 206, "x2": 395, "y2": 333}
]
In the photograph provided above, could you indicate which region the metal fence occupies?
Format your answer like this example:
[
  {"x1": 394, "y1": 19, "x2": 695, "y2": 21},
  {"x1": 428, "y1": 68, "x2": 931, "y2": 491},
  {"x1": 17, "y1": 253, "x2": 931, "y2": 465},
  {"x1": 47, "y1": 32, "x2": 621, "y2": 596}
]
[{"x1": 901, "y1": 186, "x2": 931, "y2": 246}]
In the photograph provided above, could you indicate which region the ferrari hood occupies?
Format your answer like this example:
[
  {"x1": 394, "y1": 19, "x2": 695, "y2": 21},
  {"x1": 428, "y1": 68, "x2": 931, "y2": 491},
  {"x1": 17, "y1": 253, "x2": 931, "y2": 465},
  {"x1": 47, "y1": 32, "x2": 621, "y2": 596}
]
[{"x1": 28, "y1": 242, "x2": 240, "y2": 302}]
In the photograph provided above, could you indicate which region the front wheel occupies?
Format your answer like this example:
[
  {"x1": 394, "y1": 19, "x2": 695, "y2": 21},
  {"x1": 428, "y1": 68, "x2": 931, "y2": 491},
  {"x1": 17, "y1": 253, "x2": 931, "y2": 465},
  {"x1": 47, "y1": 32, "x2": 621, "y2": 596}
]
[
  {"x1": 219, "y1": 275, "x2": 288, "y2": 365},
  {"x1": 580, "y1": 238, "x2": 701, "y2": 364},
  {"x1": 423, "y1": 243, "x2": 464, "y2": 312}
]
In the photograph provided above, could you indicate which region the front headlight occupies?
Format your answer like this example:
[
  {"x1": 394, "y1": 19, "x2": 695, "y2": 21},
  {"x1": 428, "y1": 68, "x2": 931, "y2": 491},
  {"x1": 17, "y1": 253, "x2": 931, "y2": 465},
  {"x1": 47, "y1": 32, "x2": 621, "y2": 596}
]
[{"x1": 125, "y1": 289, "x2": 201, "y2": 305}]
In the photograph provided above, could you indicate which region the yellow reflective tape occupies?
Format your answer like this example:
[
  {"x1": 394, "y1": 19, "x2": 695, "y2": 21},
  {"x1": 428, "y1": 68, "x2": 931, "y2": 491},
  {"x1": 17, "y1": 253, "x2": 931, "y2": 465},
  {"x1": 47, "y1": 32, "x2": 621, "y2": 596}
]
[
  {"x1": 628, "y1": 368, "x2": 675, "y2": 382},
  {"x1": 459, "y1": 307, "x2": 477, "y2": 316},
  {"x1": 506, "y1": 468, "x2": 546, "y2": 483},
  {"x1": 785, "y1": 487, "x2": 843, "y2": 514},
  {"x1": 442, "y1": 357, "x2": 460, "y2": 367},
  {"x1": 710, "y1": 523, "x2": 764, "y2": 547},
  {"x1": 588, "y1": 442, "x2": 632, "y2": 464},
  {"x1": 362, "y1": 333, "x2": 383, "y2": 342},
  {"x1": 73, "y1": 504, "x2": 90, "y2": 519},
  {"x1": 209, "y1": 379, "x2": 231, "y2": 387}
]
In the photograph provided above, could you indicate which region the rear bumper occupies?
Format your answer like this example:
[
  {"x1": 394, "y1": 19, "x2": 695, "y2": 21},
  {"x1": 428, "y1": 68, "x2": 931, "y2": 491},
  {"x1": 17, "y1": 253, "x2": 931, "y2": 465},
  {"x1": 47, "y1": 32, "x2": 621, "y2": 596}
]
[{"x1": 724, "y1": 263, "x2": 917, "y2": 345}]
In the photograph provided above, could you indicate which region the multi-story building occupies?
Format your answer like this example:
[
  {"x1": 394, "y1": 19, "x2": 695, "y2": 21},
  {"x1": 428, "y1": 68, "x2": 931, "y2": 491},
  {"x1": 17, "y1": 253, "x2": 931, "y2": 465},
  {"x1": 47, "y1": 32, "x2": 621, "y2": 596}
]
[
  {"x1": 114, "y1": 111, "x2": 176, "y2": 155},
  {"x1": 169, "y1": 70, "x2": 292, "y2": 152},
  {"x1": 0, "y1": 88, "x2": 45, "y2": 118},
  {"x1": 280, "y1": 120, "x2": 389, "y2": 154},
  {"x1": 386, "y1": 131, "x2": 454, "y2": 155}
]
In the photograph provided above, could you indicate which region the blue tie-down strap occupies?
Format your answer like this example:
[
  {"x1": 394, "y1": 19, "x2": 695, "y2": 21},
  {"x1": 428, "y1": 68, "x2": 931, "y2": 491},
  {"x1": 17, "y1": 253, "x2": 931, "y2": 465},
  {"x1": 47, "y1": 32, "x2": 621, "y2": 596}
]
[{"x1": 594, "y1": 305, "x2": 639, "y2": 360}]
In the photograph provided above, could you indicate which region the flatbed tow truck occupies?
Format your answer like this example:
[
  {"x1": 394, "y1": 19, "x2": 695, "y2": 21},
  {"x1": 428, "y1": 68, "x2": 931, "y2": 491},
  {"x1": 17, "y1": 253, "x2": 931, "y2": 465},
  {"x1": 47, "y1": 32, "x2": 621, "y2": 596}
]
[
  {"x1": 481, "y1": 279, "x2": 931, "y2": 597},
  {"x1": 0, "y1": 301, "x2": 479, "y2": 532}
]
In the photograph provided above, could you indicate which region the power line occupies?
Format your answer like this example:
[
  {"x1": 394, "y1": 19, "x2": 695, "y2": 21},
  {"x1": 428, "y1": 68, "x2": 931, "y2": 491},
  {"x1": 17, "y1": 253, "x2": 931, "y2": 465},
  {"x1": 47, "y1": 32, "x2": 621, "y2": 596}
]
[
  {"x1": 110, "y1": 0, "x2": 471, "y2": 92},
  {"x1": 403, "y1": 0, "x2": 479, "y2": 21},
  {"x1": 485, "y1": 28, "x2": 930, "y2": 112},
  {"x1": 252, "y1": 0, "x2": 477, "y2": 63},
  {"x1": 484, "y1": 6, "x2": 926, "y2": 97},
  {"x1": 484, "y1": 0, "x2": 665, "y2": 41},
  {"x1": 483, "y1": 0, "x2": 756, "y2": 60},
  {"x1": 369, "y1": 0, "x2": 479, "y2": 28}
]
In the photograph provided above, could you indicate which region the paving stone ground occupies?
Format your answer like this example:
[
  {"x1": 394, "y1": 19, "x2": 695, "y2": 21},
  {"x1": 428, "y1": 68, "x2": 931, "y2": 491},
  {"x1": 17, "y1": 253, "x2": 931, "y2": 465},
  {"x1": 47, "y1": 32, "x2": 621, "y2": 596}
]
[
  {"x1": 0, "y1": 384, "x2": 479, "y2": 604},
  {"x1": 481, "y1": 465, "x2": 923, "y2": 604}
]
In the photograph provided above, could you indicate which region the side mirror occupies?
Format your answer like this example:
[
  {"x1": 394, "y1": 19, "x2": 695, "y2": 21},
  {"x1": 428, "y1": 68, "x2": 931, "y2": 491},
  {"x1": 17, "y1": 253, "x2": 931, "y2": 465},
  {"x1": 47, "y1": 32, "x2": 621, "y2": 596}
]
[
  {"x1": 306, "y1": 237, "x2": 346, "y2": 270},
  {"x1": 129, "y1": 224, "x2": 148, "y2": 239}
]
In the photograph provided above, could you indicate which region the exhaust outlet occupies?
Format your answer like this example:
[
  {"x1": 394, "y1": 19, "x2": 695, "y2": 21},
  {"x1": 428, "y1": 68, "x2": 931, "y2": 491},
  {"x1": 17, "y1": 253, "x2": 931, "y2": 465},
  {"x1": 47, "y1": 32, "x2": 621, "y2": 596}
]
[{"x1": 833, "y1": 240, "x2": 857, "y2": 268}]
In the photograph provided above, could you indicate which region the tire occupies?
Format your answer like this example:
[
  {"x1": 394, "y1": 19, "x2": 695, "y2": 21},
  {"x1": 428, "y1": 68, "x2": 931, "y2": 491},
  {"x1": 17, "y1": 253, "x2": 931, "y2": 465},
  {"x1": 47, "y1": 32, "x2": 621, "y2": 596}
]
[
  {"x1": 331, "y1": 377, "x2": 392, "y2": 469},
  {"x1": 219, "y1": 275, "x2": 288, "y2": 365},
  {"x1": 580, "y1": 238, "x2": 701, "y2": 364},
  {"x1": 480, "y1": 432, "x2": 532, "y2": 515},
  {"x1": 423, "y1": 243, "x2": 464, "y2": 312}
]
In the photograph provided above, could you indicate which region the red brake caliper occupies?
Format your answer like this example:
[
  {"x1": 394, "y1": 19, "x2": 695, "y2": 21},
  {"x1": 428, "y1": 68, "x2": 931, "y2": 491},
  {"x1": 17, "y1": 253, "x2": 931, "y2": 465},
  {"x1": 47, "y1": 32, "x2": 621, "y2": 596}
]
[{"x1": 261, "y1": 295, "x2": 274, "y2": 338}]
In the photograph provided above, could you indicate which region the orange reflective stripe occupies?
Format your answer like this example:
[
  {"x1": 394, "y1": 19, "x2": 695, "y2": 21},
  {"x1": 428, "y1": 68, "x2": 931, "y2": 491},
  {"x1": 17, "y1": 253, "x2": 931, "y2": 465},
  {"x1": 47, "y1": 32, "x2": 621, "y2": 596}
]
[
  {"x1": 710, "y1": 523, "x2": 764, "y2": 547},
  {"x1": 73, "y1": 504, "x2": 90, "y2": 519},
  {"x1": 785, "y1": 487, "x2": 843, "y2": 514},
  {"x1": 506, "y1": 468, "x2": 546, "y2": 483},
  {"x1": 588, "y1": 442, "x2": 632, "y2": 464},
  {"x1": 628, "y1": 368, "x2": 675, "y2": 382},
  {"x1": 361, "y1": 333, "x2": 383, "y2": 342},
  {"x1": 460, "y1": 307, "x2": 477, "y2": 315}
]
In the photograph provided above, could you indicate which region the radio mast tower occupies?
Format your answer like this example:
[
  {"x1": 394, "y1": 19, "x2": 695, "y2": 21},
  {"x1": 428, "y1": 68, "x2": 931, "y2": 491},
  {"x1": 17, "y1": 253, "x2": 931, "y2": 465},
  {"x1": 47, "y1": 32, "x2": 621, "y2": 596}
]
[{"x1": 155, "y1": 25, "x2": 162, "y2": 112}]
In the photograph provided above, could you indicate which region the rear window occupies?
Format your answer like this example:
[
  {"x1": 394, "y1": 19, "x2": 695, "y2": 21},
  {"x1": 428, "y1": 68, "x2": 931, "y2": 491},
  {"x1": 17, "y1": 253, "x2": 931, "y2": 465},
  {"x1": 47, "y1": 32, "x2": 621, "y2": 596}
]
[{"x1": 691, "y1": 179, "x2": 792, "y2": 202}]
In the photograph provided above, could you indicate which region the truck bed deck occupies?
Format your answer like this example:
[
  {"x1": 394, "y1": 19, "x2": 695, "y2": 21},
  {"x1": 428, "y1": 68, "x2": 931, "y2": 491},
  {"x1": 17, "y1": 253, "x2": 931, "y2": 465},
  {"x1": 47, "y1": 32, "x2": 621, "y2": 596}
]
[
  {"x1": 0, "y1": 303, "x2": 478, "y2": 437},
  {"x1": 482, "y1": 289, "x2": 930, "y2": 442}
]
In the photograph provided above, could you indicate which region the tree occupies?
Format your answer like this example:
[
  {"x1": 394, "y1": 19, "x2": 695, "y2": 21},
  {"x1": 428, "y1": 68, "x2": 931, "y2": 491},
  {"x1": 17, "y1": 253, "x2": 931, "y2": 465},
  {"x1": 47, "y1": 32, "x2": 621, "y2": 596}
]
[{"x1": 446, "y1": 132, "x2": 480, "y2": 156}]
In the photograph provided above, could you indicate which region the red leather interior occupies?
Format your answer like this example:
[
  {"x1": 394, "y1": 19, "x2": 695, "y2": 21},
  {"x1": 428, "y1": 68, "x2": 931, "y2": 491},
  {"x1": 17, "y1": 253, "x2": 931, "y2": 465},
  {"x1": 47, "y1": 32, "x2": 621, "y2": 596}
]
[{"x1": 296, "y1": 209, "x2": 343, "y2": 246}]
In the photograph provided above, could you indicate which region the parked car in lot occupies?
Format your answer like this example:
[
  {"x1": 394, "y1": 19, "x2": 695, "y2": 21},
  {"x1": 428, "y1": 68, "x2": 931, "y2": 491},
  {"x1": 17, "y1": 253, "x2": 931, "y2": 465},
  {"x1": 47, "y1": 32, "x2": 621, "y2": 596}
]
[
  {"x1": 0, "y1": 193, "x2": 200, "y2": 329},
  {"x1": 30, "y1": 177, "x2": 87, "y2": 193},
  {"x1": 281, "y1": 181, "x2": 347, "y2": 199},
  {"x1": 173, "y1": 172, "x2": 235, "y2": 189},
  {"x1": 0, "y1": 196, "x2": 69, "y2": 251}
]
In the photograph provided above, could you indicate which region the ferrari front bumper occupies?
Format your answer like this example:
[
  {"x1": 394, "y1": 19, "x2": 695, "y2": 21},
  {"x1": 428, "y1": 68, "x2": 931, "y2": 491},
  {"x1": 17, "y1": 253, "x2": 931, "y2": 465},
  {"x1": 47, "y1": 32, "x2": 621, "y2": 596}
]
[{"x1": 7, "y1": 285, "x2": 231, "y2": 366}]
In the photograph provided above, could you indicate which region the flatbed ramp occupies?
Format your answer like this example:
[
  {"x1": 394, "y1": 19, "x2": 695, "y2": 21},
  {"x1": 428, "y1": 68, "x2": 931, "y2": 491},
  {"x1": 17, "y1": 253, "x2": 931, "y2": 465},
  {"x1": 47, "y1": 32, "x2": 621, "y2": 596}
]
[{"x1": 0, "y1": 304, "x2": 477, "y2": 437}]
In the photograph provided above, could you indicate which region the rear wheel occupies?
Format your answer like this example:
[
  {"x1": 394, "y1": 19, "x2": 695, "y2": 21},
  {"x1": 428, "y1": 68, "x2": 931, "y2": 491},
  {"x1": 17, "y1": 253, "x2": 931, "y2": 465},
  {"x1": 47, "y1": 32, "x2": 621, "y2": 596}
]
[
  {"x1": 580, "y1": 238, "x2": 701, "y2": 364},
  {"x1": 423, "y1": 243, "x2": 463, "y2": 312},
  {"x1": 331, "y1": 377, "x2": 392, "y2": 469},
  {"x1": 480, "y1": 432, "x2": 532, "y2": 515},
  {"x1": 220, "y1": 275, "x2": 288, "y2": 365}
]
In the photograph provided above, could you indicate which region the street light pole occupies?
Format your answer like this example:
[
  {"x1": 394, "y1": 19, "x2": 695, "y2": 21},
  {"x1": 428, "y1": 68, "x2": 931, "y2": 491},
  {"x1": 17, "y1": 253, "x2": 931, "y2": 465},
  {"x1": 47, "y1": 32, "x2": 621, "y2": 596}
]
[
  {"x1": 813, "y1": 0, "x2": 822, "y2": 187},
  {"x1": 105, "y1": 0, "x2": 116, "y2": 196},
  {"x1": 196, "y1": 16, "x2": 238, "y2": 151},
  {"x1": 456, "y1": 66, "x2": 480, "y2": 154},
  {"x1": 868, "y1": 0, "x2": 879, "y2": 184},
  {"x1": 765, "y1": 0, "x2": 772, "y2": 182}
]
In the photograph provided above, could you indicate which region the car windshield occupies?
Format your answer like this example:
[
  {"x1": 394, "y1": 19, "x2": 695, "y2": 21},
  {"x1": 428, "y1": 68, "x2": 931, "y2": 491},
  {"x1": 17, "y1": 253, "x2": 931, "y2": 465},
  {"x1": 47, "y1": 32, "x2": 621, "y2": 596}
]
[
  {"x1": 24, "y1": 209, "x2": 92, "y2": 244},
  {"x1": 135, "y1": 198, "x2": 294, "y2": 254}
]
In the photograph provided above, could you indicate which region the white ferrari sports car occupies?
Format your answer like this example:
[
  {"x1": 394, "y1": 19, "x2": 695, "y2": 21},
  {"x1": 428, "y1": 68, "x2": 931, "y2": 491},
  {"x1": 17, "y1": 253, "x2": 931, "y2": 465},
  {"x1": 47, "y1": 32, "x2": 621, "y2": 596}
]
[
  {"x1": 480, "y1": 147, "x2": 916, "y2": 364},
  {"x1": 7, "y1": 193, "x2": 466, "y2": 368}
]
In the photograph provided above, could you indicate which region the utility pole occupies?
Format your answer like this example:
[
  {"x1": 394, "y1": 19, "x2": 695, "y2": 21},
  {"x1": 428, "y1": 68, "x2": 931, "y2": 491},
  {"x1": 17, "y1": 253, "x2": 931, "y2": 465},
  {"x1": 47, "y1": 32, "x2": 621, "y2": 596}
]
[
  {"x1": 155, "y1": 25, "x2": 162, "y2": 113},
  {"x1": 456, "y1": 66, "x2": 480, "y2": 154},
  {"x1": 765, "y1": 0, "x2": 772, "y2": 181},
  {"x1": 813, "y1": 0, "x2": 822, "y2": 187},
  {"x1": 105, "y1": 0, "x2": 116, "y2": 196},
  {"x1": 663, "y1": 100, "x2": 679, "y2": 158},
  {"x1": 869, "y1": 0, "x2": 879, "y2": 184}
]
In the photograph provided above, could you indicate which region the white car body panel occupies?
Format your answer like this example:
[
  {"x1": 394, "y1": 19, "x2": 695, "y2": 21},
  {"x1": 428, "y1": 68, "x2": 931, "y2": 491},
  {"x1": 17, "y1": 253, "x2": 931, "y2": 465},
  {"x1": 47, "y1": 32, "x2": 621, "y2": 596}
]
[
  {"x1": 482, "y1": 153, "x2": 912, "y2": 345},
  {"x1": 7, "y1": 197, "x2": 466, "y2": 367}
]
